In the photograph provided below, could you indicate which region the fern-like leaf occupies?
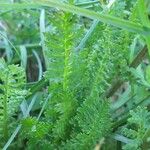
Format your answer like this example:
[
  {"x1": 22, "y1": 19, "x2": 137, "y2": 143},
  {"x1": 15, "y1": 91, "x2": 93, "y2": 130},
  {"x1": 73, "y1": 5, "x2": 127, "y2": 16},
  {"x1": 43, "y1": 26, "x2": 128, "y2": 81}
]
[
  {"x1": 0, "y1": 59, "x2": 28, "y2": 145},
  {"x1": 121, "y1": 106, "x2": 150, "y2": 150}
]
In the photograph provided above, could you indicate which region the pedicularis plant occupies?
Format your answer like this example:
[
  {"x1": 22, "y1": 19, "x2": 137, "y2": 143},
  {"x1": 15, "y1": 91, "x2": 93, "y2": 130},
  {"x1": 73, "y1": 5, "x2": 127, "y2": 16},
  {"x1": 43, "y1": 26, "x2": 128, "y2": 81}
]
[{"x1": 0, "y1": 0, "x2": 150, "y2": 149}]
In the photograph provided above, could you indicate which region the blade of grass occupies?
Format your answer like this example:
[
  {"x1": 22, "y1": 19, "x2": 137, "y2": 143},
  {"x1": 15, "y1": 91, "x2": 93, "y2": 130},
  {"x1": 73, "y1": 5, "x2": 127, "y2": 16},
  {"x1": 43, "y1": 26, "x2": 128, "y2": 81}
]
[
  {"x1": 0, "y1": 43, "x2": 41, "y2": 50},
  {"x1": 0, "y1": 1, "x2": 150, "y2": 35},
  {"x1": 138, "y1": 0, "x2": 150, "y2": 56},
  {"x1": 75, "y1": 0, "x2": 100, "y2": 9},
  {"x1": 20, "y1": 45, "x2": 27, "y2": 69},
  {"x1": 33, "y1": 0, "x2": 150, "y2": 35},
  {"x1": 3, "y1": 32, "x2": 13, "y2": 63},
  {"x1": 111, "y1": 134, "x2": 132, "y2": 144},
  {"x1": 75, "y1": 20, "x2": 99, "y2": 52},
  {"x1": 40, "y1": 9, "x2": 48, "y2": 69},
  {"x1": 129, "y1": 36, "x2": 139, "y2": 63},
  {"x1": 0, "y1": 31, "x2": 20, "y2": 58},
  {"x1": 2, "y1": 125, "x2": 22, "y2": 150},
  {"x1": 75, "y1": 0, "x2": 99, "y2": 7},
  {"x1": 2, "y1": 94, "x2": 38, "y2": 150},
  {"x1": 76, "y1": 0, "x2": 116, "y2": 52},
  {"x1": 37, "y1": 94, "x2": 51, "y2": 120},
  {"x1": 20, "y1": 100, "x2": 28, "y2": 117},
  {"x1": 33, "y1": 50, "x2": 43, "y2": 81},
  {"x1": 0, "y1": 3, "x2": 41, "y2": 10}
]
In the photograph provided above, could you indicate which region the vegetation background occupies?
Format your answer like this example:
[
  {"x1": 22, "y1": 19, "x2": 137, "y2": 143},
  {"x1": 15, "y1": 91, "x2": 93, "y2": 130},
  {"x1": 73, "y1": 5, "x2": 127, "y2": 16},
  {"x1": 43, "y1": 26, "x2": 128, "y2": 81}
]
[{"x1": 0, "y1": 0, "x2": 150, "y2": 149}]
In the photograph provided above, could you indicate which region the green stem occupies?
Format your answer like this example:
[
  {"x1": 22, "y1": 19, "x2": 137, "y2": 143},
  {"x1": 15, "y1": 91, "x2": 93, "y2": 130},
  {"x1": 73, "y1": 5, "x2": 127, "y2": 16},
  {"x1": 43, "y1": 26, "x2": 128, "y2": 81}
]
[
  {"x1": 0, "y1": 1, "x2": 150, "y2": 35},
  {"x1": 63, "y1": 14, "x2": 70, "y2": 91},
  {"x1": 35, "y1": 0, "x2": 149, "y2": 35}
]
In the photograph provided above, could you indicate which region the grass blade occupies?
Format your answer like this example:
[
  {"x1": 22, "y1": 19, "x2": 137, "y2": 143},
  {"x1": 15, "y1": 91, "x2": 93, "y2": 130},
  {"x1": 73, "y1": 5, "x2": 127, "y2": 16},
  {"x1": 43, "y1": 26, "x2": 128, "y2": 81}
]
[
  {"x1": 2, "y1": 94, "x2": 38, "y2": 150},
  {"x1": 2, "y1": 125, "x2": 21, "y2": 150},
  {"x1": 0, "y1": 31, "x2": 20, "y2": 58},
  {"x1": 3, "y1": 32, "x2": 13, "y2": 63},
  {"x1": 37, "y1": 94, "x2": 51, "y2": 120},
  {"x1": 0, "y1": 1, "x2": 149, "y2": 35},
  {"x1": 33, "y1": 0, "x2": 150, "y2": 35},
  {"x1": 33, "y1": 50, "x2": 43, "y2": 81},
  {"x1": 20, "y1": 45, "x2": 27, "y2": 69},
  {"x1": 76, "y1": 0, "x2": 116, "y2": 52},
  {"x1": 39, "y1": 9, "x2": 48, "y2": 68}
]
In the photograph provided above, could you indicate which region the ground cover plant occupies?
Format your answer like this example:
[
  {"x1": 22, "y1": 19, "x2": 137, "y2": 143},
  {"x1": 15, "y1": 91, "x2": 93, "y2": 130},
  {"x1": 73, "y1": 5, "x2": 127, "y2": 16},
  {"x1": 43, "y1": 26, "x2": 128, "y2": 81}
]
[{"x1": 0, "y1": 0, "x2": 150, "y2": 149}]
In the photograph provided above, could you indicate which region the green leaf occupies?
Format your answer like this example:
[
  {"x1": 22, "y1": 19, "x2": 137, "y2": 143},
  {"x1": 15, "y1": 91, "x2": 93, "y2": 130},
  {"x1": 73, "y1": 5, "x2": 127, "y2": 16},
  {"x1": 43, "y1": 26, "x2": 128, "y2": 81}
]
[
  {"x1": 138, "y1": 0, "x2": 150, "y2": 56},
  {"x1": 0, "y1": 0, "x2": 150, "y2": 35},
  {"x1": 20, "y1": 45, "x2": 27, "y2": 69},
  {"x1": 146, "y1": 65, "x2": 150, "y2": 84},
  {"x1": 0, "y1": 59, "x2": 28, "y2": 144}
]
